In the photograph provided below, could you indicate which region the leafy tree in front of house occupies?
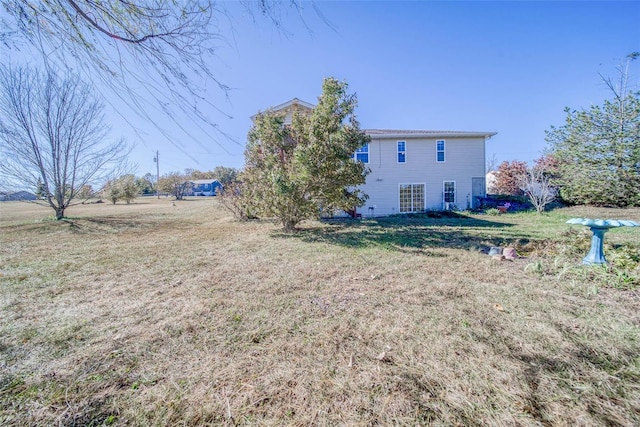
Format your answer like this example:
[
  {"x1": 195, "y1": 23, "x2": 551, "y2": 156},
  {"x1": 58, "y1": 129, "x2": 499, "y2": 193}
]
[
  {"x1": 243, "y1": 77, "x2": 370, "y2": 231},
  {"x1": 158, "y1": 172, "x2": 191, "y2": 200},
  {"x1": 545, "y1": 53, "x2": 640, "y2": 206}
]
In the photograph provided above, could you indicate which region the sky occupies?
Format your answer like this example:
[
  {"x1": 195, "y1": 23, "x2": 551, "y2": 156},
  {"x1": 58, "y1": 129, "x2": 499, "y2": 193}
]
[{"x1": 3, "y1": 1, "x2": 640, "y2": 178}]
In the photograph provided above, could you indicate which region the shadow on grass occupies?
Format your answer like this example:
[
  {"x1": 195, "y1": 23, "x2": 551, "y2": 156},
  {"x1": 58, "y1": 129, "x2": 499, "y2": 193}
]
[
  {"x1": 56, "y1": 216, "x2": 164, "y2": 234},
  {"x1": 272, "y1": 212, "x2": 536, "y2": 253},
  {"x1": 467, "y1": 315, "x2": 640, "y2": 426}
]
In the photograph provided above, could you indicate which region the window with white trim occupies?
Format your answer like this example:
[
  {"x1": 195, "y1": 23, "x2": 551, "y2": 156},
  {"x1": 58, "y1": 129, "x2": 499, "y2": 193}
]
[
  {"x1": 436, "y1": 140, "x2": 445, "y2": 162},
  {"x1": 397, "y1": 141, "x2": 406, "y2": 163},
  {"x1": 399, "y1": 183, "x2": 425, "y2": 213},
  {"x1": 443, "y1": 181, "x2": 456, "y2": 203},
  {"x1": 354, "y1": 144, "x2": 369, "y2": 163}
]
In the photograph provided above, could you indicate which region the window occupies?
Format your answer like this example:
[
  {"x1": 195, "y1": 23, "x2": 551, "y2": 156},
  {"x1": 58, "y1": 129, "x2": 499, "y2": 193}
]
[
  {"x1": 354, "y1": 144, "x2": 369, "y2": 163},
  {"x1": 399, "y1": 183, "x2": 425, "y2": 213},
  {"x1": 444, "y1": 181, "x2": 456, "y2": 203},
  {"x1": 397, "y1": 141, "x2": 406, "y2": 163},
  {"x1": 436, "y1": 140, "x2": 445, "y2": 162}
]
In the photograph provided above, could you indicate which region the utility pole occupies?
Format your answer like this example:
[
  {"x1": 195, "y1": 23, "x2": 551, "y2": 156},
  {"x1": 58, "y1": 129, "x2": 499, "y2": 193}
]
[{"x1": 154, "y1": 150, "x2": 160, "y2": 199}]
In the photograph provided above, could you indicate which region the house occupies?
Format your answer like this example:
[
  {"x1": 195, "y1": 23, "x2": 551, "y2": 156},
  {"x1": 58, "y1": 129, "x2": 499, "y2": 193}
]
[
  {"x1": 359, "y1": 129, "x2": 496, "y2": 215},
  {"x1": 255, "y1": 99, "x2": 496, "y2": 215},
  {"x1": 189, "y1": 179, "x2": 222, "y2": 196}
]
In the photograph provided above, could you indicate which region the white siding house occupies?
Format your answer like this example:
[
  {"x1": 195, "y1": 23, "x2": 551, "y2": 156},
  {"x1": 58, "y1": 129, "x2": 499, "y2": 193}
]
[
  {"x1": 255, "y1": 99, "x2": 496, "y2": 216},
  {"x1": 357, "y1": 130, "x2": 496, "y2": 216}
]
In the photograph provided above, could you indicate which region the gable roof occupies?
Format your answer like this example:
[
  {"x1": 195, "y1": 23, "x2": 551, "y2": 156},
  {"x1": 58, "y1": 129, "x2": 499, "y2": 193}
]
[
  {"x1": 250, "y1": 98, "x2": 315, "y2": 121},
  {"x1": 190, "y1": 179, "x2": 221, "y2": 185},
  {"x1": 270, "y1": 98, "x2": 315, "y2": 112},
  {"x1": 250, "y1": 100, "x2": 497, "y2": 139}
]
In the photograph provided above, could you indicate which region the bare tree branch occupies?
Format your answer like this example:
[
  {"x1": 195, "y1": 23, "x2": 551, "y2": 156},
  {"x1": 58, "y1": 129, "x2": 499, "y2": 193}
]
[{"x1": 1, "y1": 1, "x2": 314, "y2": 161}]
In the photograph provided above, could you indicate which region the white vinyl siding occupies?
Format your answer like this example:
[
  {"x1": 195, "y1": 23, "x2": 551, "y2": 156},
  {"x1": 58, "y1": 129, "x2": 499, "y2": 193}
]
[
  {"x1": 357, "y1": 136, "x2": 487, "y2": 215},
  {"x1": 399, "y1": 183, "x2": 425, "y2": 213},
  {"x1": 436, "y1": 140, "x2": 445, "y2": 162}
]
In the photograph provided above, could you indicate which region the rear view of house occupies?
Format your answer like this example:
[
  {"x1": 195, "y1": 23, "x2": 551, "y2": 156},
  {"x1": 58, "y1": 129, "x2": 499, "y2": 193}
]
[
  {"x1": 358, "y1": 129, "x2": 496, "y2": 216},
  {"x1": 255, "y1": 99, "x2": 496, "y2": 216}
]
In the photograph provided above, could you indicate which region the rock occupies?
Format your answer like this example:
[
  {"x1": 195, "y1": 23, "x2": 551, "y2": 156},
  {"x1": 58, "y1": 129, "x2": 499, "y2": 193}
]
[{"x1": 503, "y1": 247, "x2": 518, "y2": 259}]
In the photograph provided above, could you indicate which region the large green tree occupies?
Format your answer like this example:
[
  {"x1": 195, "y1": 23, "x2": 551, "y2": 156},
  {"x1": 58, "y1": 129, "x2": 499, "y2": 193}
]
[
  {"x1": 243, "y1": 78, "x2": 370, "y2": 230},
  {"x1": 545, "y1": 53, "x2": 640, "y2": 206}
]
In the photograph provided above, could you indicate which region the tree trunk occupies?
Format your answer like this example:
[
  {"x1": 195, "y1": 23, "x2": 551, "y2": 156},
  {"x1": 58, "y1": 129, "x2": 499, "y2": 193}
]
[
  {"x1": 282, "y1": 220, "x2": 298, "y2": 232},
  {"x1": 55, "y1": 206, "x2": 65, "y2": 220}
]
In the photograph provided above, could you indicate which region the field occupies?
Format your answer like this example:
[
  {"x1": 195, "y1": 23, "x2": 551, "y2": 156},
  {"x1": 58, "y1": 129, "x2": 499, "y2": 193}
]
[{"x1": 1, "y1": 198, "x2": 639, "y2": 426}]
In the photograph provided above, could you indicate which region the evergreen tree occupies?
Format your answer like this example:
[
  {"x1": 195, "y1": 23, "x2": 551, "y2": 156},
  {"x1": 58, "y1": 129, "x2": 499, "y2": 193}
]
[
  {"x1": 243, "y1": 78, "x2": 370, "y2": 230},
  {"x1": 546, "y1": 53, "x2": 640, "y2": 206}
]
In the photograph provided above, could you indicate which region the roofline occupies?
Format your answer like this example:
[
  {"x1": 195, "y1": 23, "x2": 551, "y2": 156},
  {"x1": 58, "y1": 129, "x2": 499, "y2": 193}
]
[
  {"x1": 250, "y1": 98, "x2": 315, "y2": 120},
  {"x1": 365, "y1": 130, "x2": 498, "y2": 139},
  {"x1": 189, "y1": 179, "x2": 222, "y2": 184},
  {"x1": 271, "y1": 98, "x2": 315, "y2": 111}
]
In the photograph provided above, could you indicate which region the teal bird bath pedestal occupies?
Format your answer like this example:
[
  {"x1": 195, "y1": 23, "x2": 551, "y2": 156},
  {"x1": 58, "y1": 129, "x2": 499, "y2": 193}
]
[{"x1": 566, "y1": 218, "x2": 639, "y2": 265}]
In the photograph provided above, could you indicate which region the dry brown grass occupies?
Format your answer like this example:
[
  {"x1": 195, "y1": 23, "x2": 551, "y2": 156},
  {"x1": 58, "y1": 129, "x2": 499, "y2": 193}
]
[{"x1": 1, "y1": 199, "x2": 639, "y2": 426}]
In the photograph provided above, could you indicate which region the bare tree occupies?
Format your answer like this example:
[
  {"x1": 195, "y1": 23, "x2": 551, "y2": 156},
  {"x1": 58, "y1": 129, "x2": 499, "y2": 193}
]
[
  {"x1": 486, "y1": 153, "x2": 498, "y2": 173},
  {"x1": 518, "y1": 162, "x2": 557, "y2": 214},
  {"x1": 1, "y1": 1, "x2": 312, "y2": 159},
  {"x1": 0, "y1": 64, "x2": 128, "y2": 219}
]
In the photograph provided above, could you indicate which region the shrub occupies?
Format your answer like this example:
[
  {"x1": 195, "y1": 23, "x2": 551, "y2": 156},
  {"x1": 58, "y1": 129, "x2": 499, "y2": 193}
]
[{"x1": 218, "y1": 183, "x2": 257, "y2": 221}]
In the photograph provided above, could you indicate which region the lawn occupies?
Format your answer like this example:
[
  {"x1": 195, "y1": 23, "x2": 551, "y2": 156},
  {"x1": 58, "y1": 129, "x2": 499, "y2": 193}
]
[{"x1": 1, "y1": 198, "x2": 639, "y2": 426}]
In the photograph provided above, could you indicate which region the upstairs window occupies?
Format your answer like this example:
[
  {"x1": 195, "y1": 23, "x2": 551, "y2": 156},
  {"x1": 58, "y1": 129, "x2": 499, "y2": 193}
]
[
  {"x1": 436, "y1": 140, "x2": 445, "y2": 162},
  {"x1": 397, "y1": 141, "x2": 406, "y2": 163},
  {"x1": 354, "y1": 144, "x2": 369, "y2": 163}
]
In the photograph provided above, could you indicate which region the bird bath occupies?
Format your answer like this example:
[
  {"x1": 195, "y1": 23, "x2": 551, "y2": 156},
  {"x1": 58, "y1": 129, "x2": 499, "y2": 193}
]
[{"x1": 566, "y1": 218, "x2": 639, "y2": 265}]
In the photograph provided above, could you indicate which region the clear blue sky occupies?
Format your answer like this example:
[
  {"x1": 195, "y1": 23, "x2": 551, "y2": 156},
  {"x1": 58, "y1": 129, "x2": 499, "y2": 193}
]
[{"x1": 6, "y1": 1, "x2": 640, "y2": 177}]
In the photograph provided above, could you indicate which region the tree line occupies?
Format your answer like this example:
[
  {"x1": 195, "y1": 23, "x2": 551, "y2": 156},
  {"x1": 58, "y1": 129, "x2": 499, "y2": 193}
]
[
  {"x1": 81, "y1": 167, "x2": 240, "y2": 205},
  {"x1": 2, "y1": 56, "x2": 637, "y2": 223},
  {"x1": 489, "y1": 53, "x2": 640, "y2": 212}
]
